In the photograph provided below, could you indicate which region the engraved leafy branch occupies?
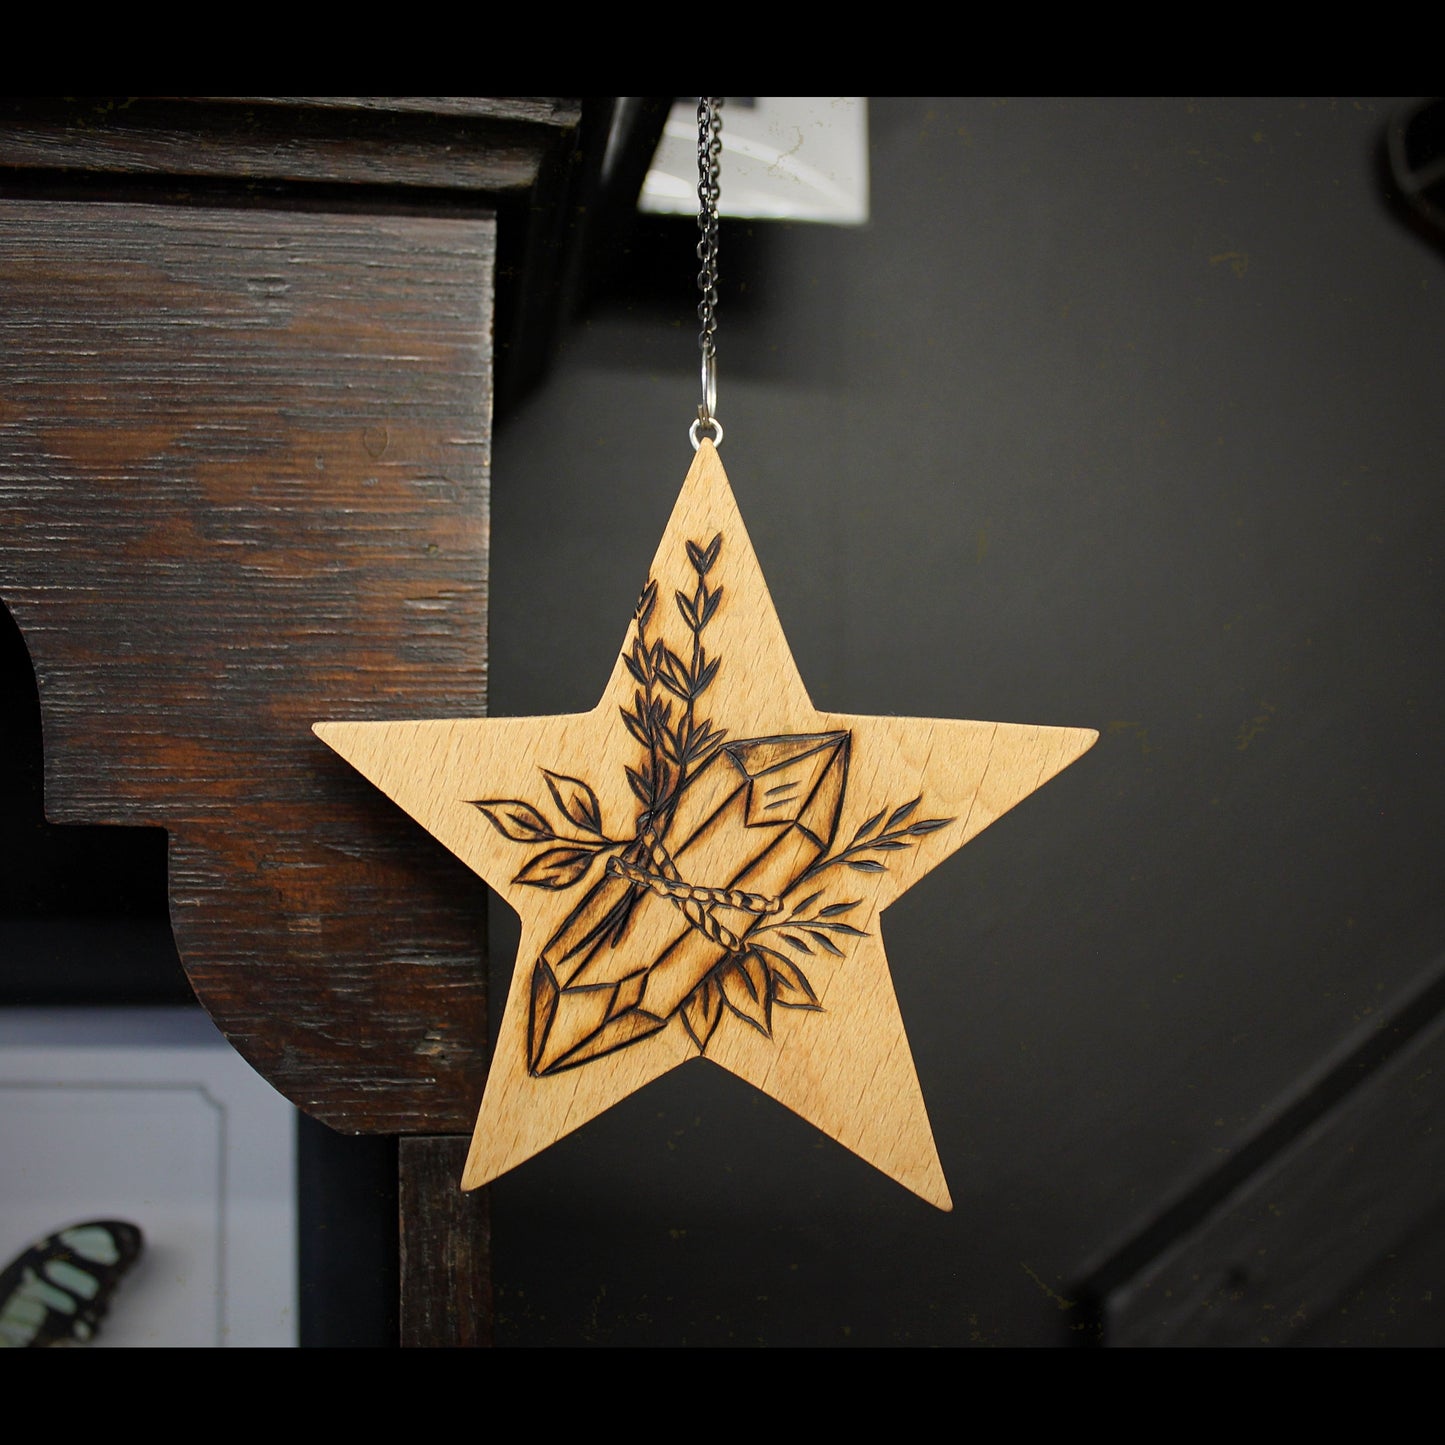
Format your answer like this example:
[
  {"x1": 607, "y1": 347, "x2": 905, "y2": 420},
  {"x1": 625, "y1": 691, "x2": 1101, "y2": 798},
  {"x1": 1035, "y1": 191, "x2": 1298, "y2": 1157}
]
[
  {"x1": 793, "y1": 797, "x2": 953, "y2": 884},
  {"x1": 679, "y1": 932, "x2": 835, "y2": 1054},
  {"x1": 469, "y1": 770, "x2": 622, "y2": 891},
  {"x1": 676, "y1": 800, "x2": 954, "y2": 1056},
  {"x1": 466, "y1": 533, "x2": 729, "y2": 892},
  {"x1": 753, "y1": 893, "x2": 868, "y2": 956},
  {"x1": 678, "y1": 895, "x2": 863, "y2": 1053},
  {"x1": 620, "y1": 532, "x2": 727, "y2": 832}
]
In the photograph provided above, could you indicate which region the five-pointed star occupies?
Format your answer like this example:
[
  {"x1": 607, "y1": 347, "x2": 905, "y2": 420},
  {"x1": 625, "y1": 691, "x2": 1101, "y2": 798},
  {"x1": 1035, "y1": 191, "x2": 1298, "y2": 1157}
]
[{"x1": 315, "y1": 443, "x2": 1095, "y2": 1210}]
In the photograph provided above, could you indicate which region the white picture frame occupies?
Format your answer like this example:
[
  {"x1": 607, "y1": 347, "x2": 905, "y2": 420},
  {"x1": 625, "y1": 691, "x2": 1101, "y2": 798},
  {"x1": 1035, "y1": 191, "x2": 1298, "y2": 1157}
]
[{"x1": 0, "y1": 1007, "x2": 297, "y2": 1347}]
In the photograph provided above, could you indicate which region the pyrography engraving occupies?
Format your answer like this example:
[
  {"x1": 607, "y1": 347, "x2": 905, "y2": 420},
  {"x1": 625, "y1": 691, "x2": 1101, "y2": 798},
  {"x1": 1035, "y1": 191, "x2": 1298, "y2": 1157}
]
[{"x1": 470, "y1": 534, "x2": 953, "y2": 1074}]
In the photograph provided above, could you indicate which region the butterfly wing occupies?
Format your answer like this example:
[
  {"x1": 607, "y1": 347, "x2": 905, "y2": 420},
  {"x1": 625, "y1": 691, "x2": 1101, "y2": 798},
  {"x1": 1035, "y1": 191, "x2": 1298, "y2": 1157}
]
[{"x1": 0, "y1": 1221, "x2": 144, "y2": 1348}]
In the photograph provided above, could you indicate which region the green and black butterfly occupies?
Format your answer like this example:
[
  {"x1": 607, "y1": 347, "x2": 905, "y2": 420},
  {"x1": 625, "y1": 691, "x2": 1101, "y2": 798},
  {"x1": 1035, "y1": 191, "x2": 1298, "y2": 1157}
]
[{"x1": 0, "y1": 1221, "x2": 143, "y2": 1348}]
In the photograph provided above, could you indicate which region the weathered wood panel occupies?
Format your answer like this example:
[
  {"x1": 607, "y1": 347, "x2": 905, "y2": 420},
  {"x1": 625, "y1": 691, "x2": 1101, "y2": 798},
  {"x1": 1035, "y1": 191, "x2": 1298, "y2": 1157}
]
[
  {"x1": 0, "y1": 198, "x2": 494, "y2": 1132},
  {"x1": 399, "y1": 1137, "x2": 492, "y2": 1347},
  {"x1": 0, "y1": 97, "x2": 578, "y2": 193},
  {"x1": 199, "y1": 98, "x2": 580, "y2": 125}
]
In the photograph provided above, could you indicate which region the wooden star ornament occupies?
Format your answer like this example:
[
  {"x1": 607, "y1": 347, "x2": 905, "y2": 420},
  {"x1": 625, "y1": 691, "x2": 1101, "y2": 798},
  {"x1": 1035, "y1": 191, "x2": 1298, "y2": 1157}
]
[{"x1": 314, "y1": 442, "x2": 1095, "y2": 1210}]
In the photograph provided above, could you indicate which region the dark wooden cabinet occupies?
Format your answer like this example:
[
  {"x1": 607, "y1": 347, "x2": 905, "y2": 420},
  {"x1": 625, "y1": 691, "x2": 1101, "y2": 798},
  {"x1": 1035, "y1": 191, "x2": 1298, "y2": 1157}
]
[
  {"x1": 0, "y1": 95, "x2": 665, "y2": 1346},
  {"x1": 0, "y1": 197, "x2": 494, "y2": 1129}
]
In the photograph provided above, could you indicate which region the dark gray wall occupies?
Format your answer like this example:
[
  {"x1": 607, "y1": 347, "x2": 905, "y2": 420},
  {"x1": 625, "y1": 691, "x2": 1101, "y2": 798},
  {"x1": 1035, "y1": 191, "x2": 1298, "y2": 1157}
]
[{"x1": 482, "y1": 97, "x2": 1445, "y2": 1345}]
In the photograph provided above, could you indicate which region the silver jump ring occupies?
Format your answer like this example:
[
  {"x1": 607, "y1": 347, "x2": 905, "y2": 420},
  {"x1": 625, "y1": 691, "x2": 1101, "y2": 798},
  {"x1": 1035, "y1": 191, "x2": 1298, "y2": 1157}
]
[
  {"x1": 690, "y1": 415, "x2": 724, "y2": 450},
  {"x1": 700, "y1": 349, "x2": 717, "y2": 423}
]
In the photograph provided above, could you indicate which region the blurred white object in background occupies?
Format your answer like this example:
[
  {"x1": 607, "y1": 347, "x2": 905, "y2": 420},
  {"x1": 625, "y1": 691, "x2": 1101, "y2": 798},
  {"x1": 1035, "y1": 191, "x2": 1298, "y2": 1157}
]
[
  {"x1": 0, "y1": 1007, "x2": 296, "y2": 1347},
  {"x1": 640, "y1": 97, "x2": 869, "y2": 225}
]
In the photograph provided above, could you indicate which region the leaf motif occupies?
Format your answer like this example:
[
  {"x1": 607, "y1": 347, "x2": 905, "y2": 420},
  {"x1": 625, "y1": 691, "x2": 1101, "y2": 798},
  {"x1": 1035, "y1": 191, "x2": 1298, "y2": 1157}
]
[
  {"x1": 787, "y1": 891, "x2": 823, "y2": 918},
  {"x1": 780, "y1": 932, "x2": 813, "y2": 953},
  {"x1": 806, "y1": 930, "x2": 845, "y2": 956},
  {"x1": 687, "y1": 533, "x2": 723, "y2": 575},
  {"x1": 623, "y1": 649, "x2": 647, "y2": 686},
  {"x1": 675, "y1": 588, "x2": 699, "y2": 630},
  {"x1": 852, "y1": 808, "x2": 886, "y2": 844},
  {"x1": 542, "y1": 770, "x2": 603, "y2": 835},
  {"x1": 687, "y1": 719, "x2": 728, "y2": 757},
  {"x1": 734, "y1": 951, "x2": 767, "y2": 1001},
  {"x1": 817, "y1": 900, "x2": 860, "y2": 917},
  {"x1": 634, "y1": 578, "x2": 657, "y2": 624},
  {"x1": 720, "y1": 954, "x2": 772, "y2": 1036},
  {"x1": 686, "y1": 731, "x2": 724, "y2": 769},
  {"x1": 846, "y1": 859, "x2": 886, "y2": 872},
  {"x1": 625, "y1": 765, "x2": 651, "y2": 805},
  {"x1": 701, "y1": 586, "x2": 722, "y2": 626},
  {"x1": 695, "y1": 657, "x2": 721, "y2": 693},
  {"x1": 470, "y1": 800, "x2": 556, "y2": 843},
  {"x1": 621, "y1": 706, "x2": 651, "y2": 746},
  {"x1": 755, "y1": 946, "x2": 822, "y2": 1011},
  {"x1": 681, "y1": 977, "x2": 724, "y2": 1052},
  {"x1": 869, "y1": 840, "x2": 910, "y2": 851},
  {"x1": 512, "y1": 846, "x2": 596, "y2": 890},
  {"x1": 657, "y1": 668, "x2": 692, "y2": 701},
  {"x1": 886, "y1": 797, "x2": 921, "y2": 832},
  {"x1": 805, "y1": 921, "x2": 866, "y2": 937},
  {"x1": 908, "y1": 817, "x2": 954, "y2": 835}
]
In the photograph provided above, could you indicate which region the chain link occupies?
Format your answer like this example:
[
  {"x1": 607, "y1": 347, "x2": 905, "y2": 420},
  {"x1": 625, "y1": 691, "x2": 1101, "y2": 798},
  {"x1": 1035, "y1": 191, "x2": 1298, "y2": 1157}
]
[{"x1": 692, "y1": 97, "x2": 724, "y2": 449}]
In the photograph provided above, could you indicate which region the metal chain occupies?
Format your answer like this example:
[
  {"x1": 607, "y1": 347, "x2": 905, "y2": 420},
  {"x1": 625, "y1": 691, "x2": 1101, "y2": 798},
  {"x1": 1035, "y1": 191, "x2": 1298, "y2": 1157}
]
[{"x1": 691, "y1": 96, "x2": 724, "y2": 450}]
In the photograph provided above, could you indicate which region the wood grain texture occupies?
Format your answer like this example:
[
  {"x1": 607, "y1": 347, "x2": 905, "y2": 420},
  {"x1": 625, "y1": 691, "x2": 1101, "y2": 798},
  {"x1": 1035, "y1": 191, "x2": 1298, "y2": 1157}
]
[
  {"x1": 318, "y1": 442, "x2": 1098, "y2": 1209},
  {"x1": 399, "y1": 1136, "x2": 492, "y2": 1347},
  {"x1": 191, "y1": 98, "x2": 582, "y2": 126},
  {"x1": 0, "y1": 97, "x2": 574, "y2": 193},
  {"x1": 0, "y1": 198, "x2": 495, "y2": 1132}
]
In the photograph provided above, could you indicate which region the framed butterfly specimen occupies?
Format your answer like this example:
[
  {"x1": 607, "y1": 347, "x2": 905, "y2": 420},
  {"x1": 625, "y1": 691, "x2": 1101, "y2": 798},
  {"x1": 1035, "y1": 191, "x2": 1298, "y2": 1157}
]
[{"x1": 0, "y1": 1221, "x2": 143, "y2": 1348}]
